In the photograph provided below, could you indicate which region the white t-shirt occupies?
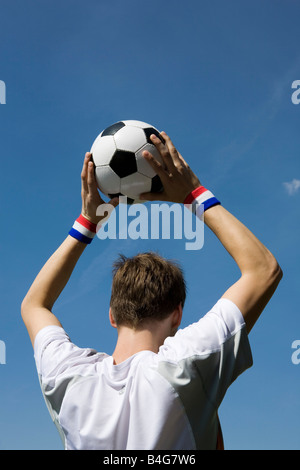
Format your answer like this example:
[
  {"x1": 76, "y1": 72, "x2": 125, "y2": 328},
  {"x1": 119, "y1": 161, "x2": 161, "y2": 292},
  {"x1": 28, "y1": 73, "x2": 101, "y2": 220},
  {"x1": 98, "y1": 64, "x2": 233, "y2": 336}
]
[{"x1": 34, "y1": 298, "x2": 253, "y2": 450}]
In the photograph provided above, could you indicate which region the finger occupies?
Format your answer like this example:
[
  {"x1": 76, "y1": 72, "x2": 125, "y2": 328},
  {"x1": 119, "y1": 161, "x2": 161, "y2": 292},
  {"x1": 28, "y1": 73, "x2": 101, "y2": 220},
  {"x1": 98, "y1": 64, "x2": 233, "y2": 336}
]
[
  {"x1": 150, "y1": 134, "x2": 179, "y2": 172},
  {"x1": 81, "y1": 152, "x2": 92, "y2": 174},
  {"x1": 108, "y1": 196, "x2": 120, "y2": 208},
  {"x1": 87, "y1": 159, "x2": 96, "y2": 189},
  {"x1": 150, "y1": 133, "x2": 167, "y2": 155},
  {"x1": 177, "y1": 152, "x2": 189, "y2": 168},
  {"x1": 87, "y1": 160, "x2": 105, "y2": 205},
  {"x1": 81, "y1": 152, "x2": 91, "y2": 191},
  {"x1": 160, "y1": 132, "x2": 182, "y2": 165},
  {"x1": 142, "y1": 150, "x2": 169, "y2": 182}
]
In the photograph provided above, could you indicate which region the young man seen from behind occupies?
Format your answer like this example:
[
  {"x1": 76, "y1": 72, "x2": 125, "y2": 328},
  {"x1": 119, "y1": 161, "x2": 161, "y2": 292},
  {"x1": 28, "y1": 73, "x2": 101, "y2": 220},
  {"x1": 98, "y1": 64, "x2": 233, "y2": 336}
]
[{"x1": 21, "y1": 132, "x2": 282, "y2": 450}]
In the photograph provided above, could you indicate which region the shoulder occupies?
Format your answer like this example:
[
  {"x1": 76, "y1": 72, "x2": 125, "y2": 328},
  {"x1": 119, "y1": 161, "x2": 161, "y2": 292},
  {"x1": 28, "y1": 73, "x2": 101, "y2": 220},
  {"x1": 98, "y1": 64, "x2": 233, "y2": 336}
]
[
  {"x1": 156, "y1": 298, "x2": 253, "y2": 409},
  {"x1": 34, "y1": 325, "x2": 108, "y2": 379},
  {"x1": 159, "y1": 298, "x2": 249, "y2": 362}
]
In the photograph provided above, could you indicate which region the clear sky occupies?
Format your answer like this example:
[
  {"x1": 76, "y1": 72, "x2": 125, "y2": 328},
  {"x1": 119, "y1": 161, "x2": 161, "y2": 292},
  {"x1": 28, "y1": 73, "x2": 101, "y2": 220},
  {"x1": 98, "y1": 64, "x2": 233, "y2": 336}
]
[{"x1": 0, "y1": 0, "x2": 299, "y2": 450}]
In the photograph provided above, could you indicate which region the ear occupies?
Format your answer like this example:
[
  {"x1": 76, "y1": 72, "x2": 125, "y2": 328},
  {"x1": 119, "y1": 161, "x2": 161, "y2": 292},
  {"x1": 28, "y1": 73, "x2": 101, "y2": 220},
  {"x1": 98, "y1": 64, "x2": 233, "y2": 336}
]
[
  {"x1": 109, "y1": 307, "x2": 117, "y2": 329},
  {"x1": 171, "y1": 303, "x2": 183, "y2": 331}
]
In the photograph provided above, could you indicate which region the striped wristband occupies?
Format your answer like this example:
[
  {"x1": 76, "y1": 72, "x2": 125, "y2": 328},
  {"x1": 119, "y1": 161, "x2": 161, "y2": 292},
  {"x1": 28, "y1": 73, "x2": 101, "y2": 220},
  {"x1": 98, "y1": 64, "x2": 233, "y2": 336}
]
[
  {"x1": 184, "y1": 186, "x2": 220, "y2": 217},
  {"x1": 69, "y1": 214, "x2": 97, "y2": 244}
]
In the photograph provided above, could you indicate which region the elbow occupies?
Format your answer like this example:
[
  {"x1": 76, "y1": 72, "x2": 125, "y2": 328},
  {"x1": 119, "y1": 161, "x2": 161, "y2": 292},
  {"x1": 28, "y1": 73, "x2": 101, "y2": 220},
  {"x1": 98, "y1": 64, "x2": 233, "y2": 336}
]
[
  {"x1": 270, "y1": 252, "x2": 283, "y2": 278},
  {"x1": 251, "y1": 251, "x2": 283, "y2": 287},
  {"x1": 21, "y1": 295, "x2": 33, "y2": 322},
  {"x1": 266, "y1": 256, "x2": 283, "y2": 286},
  {"x1": 21, "y1": 293, "x2": 52, "y2": 322},
  {"x1": 21, "y1": 295, "x2": 37, "y2": 328},
  {"x1": 274, "y1": 262, "x2": 283, "y2": 283},
  {"x1": 266, "y1": 260, "x2": 283, "y2": 300},
  {"x1": 21, "y1": 297, "x2": 29, "y2": 321}
]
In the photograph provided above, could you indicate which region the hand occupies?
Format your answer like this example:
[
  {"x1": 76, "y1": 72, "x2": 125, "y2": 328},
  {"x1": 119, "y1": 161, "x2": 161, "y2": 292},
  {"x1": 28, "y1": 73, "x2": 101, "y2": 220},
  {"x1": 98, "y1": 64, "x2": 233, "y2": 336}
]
[
  {"x1": 81, "y1": 153, "x2": 119, "y2": 224},
  {"x1": 139, "y1": 132, "x2": 201, "y2": 203}
]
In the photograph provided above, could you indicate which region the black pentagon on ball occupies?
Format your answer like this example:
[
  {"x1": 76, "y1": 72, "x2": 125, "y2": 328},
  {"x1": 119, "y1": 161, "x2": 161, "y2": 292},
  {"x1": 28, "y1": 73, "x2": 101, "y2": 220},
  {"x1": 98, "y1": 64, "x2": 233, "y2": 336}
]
[
  {"x1": 144, "y1": 127, "x2": 166, "y2": 145},
  {"x1": 108, "y1": 192, "x2": 135, "y2": 205},
  {"x1": 109, "y1": 150, "x2": 137, "y2": 178},
  {"x1": 102, "y1": 121, "x2": 125, "y2": 137}
]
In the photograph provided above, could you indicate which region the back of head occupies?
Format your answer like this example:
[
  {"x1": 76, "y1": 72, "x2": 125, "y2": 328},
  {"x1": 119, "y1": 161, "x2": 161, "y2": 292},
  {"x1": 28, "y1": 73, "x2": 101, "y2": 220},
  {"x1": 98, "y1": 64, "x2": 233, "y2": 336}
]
[{"x1": 110, "y1": 252, "x2": 186, "y2": 329}]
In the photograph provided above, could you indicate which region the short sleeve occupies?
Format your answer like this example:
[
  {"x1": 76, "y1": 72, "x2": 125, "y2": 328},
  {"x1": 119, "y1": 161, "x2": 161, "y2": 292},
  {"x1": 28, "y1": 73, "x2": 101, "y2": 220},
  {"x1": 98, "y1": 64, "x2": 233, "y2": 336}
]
[
  {"x1": 34, "y1": 325, "x2": 101, "y2": 381},
  {"x1": 158, "y1": 298, "x2": 253, "y2": 408},
  {"x1": 33, "y1": 325, "x2": 107, "y2": 438}
]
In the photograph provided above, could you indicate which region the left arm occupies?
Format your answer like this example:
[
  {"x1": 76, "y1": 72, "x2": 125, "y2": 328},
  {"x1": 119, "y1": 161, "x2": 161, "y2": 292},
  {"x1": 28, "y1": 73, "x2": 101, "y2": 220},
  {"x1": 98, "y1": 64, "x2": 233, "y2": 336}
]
[
  {"x1": 21, "y1": 236, "x2": 86, "y2": 346},
  {"x1": 21, "y1": 153, "x2": 118, "y2": 347}
]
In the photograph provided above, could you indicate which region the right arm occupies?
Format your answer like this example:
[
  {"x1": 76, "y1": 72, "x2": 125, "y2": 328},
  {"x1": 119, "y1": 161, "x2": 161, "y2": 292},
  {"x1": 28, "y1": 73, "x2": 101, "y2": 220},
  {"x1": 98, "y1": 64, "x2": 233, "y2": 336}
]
[
  {"x1": 21, "y1": 153, "x2": 119, "y2": 347},
  {"x1": 202, "y1": 204, "x2": 282, "y2": 333},
  {"x1": 140, "y1": 133, "x2": 283, "y2": 333}
]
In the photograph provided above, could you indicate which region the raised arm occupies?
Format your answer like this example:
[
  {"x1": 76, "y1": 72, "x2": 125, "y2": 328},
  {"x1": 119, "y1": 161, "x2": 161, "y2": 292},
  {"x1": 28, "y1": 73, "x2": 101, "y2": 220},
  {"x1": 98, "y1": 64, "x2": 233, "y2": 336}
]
[
  {"x1": 202, "y1": 205, "x2": 282, "y2": 332},
  {"x1": 21, "y1": 153, "x2": 118, "y2": 346},
  {"x1": 140, "y1": 133, "x2": 282, "y2": 333}
]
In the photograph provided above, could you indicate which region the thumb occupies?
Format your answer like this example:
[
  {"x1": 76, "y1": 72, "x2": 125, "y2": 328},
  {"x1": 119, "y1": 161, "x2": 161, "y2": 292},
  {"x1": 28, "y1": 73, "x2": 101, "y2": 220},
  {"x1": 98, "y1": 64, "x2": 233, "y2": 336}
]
[{"x1": 108, "y1": 196, "x2": 120, "y2": 207}]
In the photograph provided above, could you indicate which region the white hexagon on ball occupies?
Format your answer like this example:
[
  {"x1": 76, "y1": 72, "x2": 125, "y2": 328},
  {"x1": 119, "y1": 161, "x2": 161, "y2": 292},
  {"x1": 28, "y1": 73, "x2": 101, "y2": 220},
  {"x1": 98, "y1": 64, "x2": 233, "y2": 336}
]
[
  {"x1": 95, "y1": 165, "x2": 120, "y2": 196},
  {"x1": 113, "y1": 126, "x2": 147, "y2": 153},
  {"x1": 91, "y1": 135, "x2": 116, "y2": 167},
  {"x1": 121, "y1": 172, "x2": 152, "y2": 200}
]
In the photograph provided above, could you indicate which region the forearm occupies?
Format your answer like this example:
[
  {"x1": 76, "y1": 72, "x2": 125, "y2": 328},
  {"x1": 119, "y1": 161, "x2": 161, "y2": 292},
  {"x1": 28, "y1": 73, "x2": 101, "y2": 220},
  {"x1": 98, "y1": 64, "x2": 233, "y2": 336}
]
[
  {"x1": 142, "y1": 132, "x2": 278, "y2": 276},
  {"x1": 21, "y1": 153, "x2": 119, "y2": 347},
  {"x1": 22, "y1": 236, "x2": 86, "y2": 312},
  {"x1": 204, "y1": 204, "x2": 279, "y2": 275}
]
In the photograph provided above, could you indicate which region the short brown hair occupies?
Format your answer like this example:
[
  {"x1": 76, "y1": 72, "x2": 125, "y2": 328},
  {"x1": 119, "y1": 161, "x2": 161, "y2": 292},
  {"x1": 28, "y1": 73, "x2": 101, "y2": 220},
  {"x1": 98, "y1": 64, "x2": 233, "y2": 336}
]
[{"x1": 110, "y1": 252, "x2": 186, "y2": 329}]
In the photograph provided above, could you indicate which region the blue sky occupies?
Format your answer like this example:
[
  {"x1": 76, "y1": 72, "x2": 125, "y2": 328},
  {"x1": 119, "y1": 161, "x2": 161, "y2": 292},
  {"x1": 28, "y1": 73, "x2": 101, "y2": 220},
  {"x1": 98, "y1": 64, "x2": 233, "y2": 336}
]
[{"x1": 0, "y1": 0, "x2": 299, "y2": 450}]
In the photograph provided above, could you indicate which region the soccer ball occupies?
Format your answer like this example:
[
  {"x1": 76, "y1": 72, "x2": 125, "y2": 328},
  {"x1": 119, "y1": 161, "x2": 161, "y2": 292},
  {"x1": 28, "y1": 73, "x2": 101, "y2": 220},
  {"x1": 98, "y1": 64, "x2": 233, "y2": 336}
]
[{"x1": 90, "y1": 120, "x2": 165, "y2": 204}]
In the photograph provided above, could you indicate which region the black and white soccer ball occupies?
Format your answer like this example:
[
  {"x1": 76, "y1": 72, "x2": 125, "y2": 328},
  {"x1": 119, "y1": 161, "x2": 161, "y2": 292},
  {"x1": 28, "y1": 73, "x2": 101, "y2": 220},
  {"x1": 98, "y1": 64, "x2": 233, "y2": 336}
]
[{"x1": 90, "y1": 120, "x2": 165, "y2": 204}]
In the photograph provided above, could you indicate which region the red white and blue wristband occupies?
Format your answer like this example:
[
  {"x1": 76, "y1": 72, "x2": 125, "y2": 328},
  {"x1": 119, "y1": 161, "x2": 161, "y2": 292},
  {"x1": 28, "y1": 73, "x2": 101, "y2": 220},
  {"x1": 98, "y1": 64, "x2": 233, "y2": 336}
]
[
  {"x1": 69, "y1": 214, "x2": 97, "y2": 244},
  {"x1": 184, "y1": 186, "x2": 221, "y2": 217}
]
